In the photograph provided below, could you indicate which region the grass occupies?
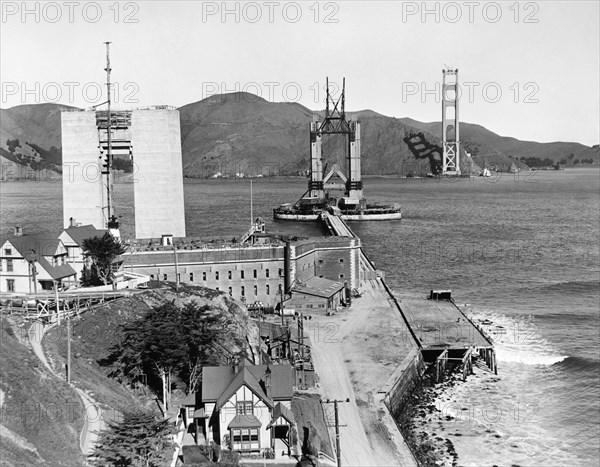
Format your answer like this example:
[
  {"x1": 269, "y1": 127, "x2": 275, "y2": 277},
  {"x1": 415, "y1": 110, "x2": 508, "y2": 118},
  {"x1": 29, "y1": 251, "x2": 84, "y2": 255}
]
[{"x1": 0, "y1": 316, "x2": 85, "y2": 466}]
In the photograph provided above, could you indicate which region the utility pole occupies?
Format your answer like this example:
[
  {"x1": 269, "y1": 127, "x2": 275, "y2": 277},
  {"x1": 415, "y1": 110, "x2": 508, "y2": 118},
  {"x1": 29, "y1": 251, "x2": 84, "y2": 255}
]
[
  {"x1": 321, "y1": 398, "x2": 350, "y2": 467},
  {"x1": 173, "y1": 241, "x2": 179, "y2": 291},
  {"x1": 67, "y1": 312, "x2": 72, "y2": 384},
  {"x1": 280, "y1": 283, "x2": 284, "y2": 327},
  {"x1": 55, "y1": 281, "x2": 60, "y2": 325}
]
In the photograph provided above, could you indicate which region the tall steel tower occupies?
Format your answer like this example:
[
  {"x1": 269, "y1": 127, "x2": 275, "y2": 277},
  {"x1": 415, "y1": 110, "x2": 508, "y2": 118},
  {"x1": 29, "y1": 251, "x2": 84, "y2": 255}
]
[{"x1": 442, "y1": 68, "x2": 460, "y2": 175}]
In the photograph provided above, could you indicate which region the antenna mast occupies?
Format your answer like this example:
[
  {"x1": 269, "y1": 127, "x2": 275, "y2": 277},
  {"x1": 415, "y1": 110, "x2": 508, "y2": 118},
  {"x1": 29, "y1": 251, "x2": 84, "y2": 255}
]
[{"x1": 104, "y1": 41, "x2": 114, "y2": 225}]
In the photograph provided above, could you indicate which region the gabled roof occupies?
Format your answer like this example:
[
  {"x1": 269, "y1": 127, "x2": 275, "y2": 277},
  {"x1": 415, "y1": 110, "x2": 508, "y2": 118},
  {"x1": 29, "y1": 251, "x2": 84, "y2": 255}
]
[
  {"x1": 61, "y1": 225, "x2": 107, "y2": 246},
  {"x1": 36, "y1": 256, "x2": 76, "y2": 280},
  {"x1": 2, "y1": 234, "x2": 62, "y2": 261},
  {"x1": 267, "y1": 402, "x2": 295, "y2": 429},
  {"x1": 215, "y1": 366, "x2": 270, "y2": 410},
  {"x1": 202, "y1": 363, "x2": 294, "y2": 408},
  {"x1": 228, "y1": 414, "x2": 262, "y2": 429},
  {"x1": 292, "y1": 276, "x2": 344, "y2": 299}
]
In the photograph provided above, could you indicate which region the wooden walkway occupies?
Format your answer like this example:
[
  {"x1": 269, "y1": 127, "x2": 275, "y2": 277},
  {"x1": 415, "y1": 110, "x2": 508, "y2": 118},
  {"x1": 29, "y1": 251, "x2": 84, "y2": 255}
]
[{"x1": 399, "y1": 297, "x2": 493, "y2": 349}]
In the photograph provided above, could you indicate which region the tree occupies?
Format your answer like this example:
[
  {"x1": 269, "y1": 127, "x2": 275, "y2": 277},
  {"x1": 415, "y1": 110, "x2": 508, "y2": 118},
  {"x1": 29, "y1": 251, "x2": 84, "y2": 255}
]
[
  {"x1": 102, "y1": 301, "x2": 247, "y2": 411},
  {"x1": 81, "y1": 232, "x2": 126, "y2": 286},
  {"x1": 89, "y1": 411, "x2": 176, "y2": 467}
]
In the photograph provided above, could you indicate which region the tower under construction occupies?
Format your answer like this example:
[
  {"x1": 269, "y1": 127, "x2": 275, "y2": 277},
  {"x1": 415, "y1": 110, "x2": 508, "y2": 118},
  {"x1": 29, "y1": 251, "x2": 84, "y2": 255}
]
[
  {"x1": 274, "y1": 78, "x2": 400, "y2": 221},
  {"x1": 61, "y1": 44, "x2": 186, "y2": 239},
  {"x1": 442, "y1": 68, "x2": 460, "y2": 175}
]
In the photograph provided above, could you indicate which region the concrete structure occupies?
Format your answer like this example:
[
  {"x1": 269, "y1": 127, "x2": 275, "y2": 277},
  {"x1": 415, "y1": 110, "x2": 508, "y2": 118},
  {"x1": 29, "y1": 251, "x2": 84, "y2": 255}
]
[
  {"x1": 0, "y1": 232, "x2": 76, "y2": 293},
  {"x1": 62, "y1": 111, "x2": 106, "y2": 229},
  {"x1": 121, "y1": 236, "x2": 360, "y2": 308},
  {"x1": 131, "y1": 108, "x2": 186, "y2": 239},
  {"x1": 442, "y1": 68, "x2": 460, "y2": 175},
  {"x1": 61, "y1": 107, "x2": 186, "y2": 239}
]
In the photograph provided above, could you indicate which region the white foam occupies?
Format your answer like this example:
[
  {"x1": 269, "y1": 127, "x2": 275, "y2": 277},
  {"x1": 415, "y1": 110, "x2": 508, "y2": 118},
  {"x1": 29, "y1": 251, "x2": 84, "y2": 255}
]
[{"x1": 467, "y1": 310, "x2": 569, "y2": 366}]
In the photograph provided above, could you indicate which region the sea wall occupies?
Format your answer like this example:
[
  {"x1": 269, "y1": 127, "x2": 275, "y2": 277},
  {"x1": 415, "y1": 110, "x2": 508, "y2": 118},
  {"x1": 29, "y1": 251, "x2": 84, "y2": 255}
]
[{"x1": 383, "y1": 348, "x2": 426, "y2": 419}]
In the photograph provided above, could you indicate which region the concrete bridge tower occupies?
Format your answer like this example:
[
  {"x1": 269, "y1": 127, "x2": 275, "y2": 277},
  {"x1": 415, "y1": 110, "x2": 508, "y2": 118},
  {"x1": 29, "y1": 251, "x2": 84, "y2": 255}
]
[{"x1": 442, "y1": 68, "x2": 460, "y2": 175}]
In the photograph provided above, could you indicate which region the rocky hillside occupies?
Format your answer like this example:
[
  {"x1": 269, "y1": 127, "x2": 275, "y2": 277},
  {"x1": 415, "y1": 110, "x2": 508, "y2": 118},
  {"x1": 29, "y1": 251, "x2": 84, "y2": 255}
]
[{"x1": 1, "y1": 96, "x2": 597, "y2": 178}]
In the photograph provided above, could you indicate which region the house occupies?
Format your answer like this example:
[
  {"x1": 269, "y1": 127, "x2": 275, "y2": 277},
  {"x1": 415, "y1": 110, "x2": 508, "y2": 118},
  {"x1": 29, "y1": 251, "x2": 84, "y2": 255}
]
[
  {"x1": 287, "y1": 276, "x2": 346, "y2": 314},
  {"x1": 0, "y1": 231, "x2": 76, "y2": 293},
  {"x1": 185, "y1": 360, "x2": 295, "y2": 457},
  {"x1": 58, "y1": 224, "x2": 107, "y2": 279}
]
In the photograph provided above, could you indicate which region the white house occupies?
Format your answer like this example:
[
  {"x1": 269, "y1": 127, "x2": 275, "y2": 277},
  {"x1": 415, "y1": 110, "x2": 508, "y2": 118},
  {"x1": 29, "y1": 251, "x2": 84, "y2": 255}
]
[
  {"x1": 183, "y1": 360, "x2": 295, "y2": 457},
  {"x1": 58, "y1": 224, "x2": 107, "y2": 279},
  {"x1": 0, "y1": 232, "x2": 76, "y2": 294}
]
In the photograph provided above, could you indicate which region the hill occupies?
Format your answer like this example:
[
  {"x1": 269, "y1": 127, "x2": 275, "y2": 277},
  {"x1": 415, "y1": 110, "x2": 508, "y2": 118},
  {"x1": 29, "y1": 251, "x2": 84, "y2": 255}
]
[
  {"x1": 1, "y1": 97, "x2": 597, "y2": 179},
  {"x1": 401, "y1": 118, "x2": 599, "y2": 168}
]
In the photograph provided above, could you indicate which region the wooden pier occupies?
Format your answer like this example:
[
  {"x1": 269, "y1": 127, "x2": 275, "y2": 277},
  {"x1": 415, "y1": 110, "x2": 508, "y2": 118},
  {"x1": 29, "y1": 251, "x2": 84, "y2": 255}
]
[{"x1": 400, "y1": 295, "x2": 497, "y2": 376}]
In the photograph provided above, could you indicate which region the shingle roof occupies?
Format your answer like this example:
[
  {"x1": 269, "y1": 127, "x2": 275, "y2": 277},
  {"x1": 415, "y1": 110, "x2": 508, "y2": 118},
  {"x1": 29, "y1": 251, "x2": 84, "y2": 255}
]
[
  {"x1": 63, "y1": 225, "x2": 107, "y2": 246},
  {"x1": 3, "y1": 235, "x2": 61, "y2": 261},
  {"x1": 202, "y1": 363, "x2": 294, "y2": 408},
  {"x1": 228, "y1": 414, "x2": 262, "y2": 429},
  {"x1": 267, "y1": 402, "x2": 295, "y2": 429},
  {"x1": 215, "y1": 366, "x2": 270, "y2": 410},
  {"x1": 36, "y1": 257, "x2": 76, "y2": 280},
  {"x1": 292, "y1": 276, "x2": 344, "y2": 299}
]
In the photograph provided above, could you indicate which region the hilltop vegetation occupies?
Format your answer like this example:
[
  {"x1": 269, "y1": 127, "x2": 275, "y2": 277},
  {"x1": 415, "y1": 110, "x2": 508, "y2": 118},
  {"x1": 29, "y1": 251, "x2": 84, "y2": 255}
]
[
  {"x1": 1, "y1": 96, "x2": 597, "y2": 179},
  {"x1": 0, "y1": 317, "x2": 85, "y2": 466}
]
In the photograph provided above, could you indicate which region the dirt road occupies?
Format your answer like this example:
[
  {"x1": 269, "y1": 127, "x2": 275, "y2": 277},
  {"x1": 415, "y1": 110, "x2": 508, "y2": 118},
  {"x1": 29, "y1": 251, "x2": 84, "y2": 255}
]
[{"x1": 309, "y1": 276, "x2": 419, "y2": 467}]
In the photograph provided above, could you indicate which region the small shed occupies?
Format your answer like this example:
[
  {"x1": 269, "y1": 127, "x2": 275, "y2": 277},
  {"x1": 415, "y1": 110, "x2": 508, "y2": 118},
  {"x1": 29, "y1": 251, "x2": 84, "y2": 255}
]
[{"x1": 430, "y1": 289, "x2": 452, "y2": 300}]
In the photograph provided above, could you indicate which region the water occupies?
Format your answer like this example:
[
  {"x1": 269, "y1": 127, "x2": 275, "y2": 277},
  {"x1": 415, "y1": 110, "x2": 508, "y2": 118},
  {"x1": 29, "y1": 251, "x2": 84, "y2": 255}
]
[{"x1": 1, "y1": 168, "x2": 598, "y2": 465}]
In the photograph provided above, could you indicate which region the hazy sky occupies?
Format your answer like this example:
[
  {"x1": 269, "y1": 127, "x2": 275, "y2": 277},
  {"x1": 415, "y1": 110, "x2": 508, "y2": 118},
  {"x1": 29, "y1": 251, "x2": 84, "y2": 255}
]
[{"x1": 1, "y1": 1, "x2": 598, "y2": 145}]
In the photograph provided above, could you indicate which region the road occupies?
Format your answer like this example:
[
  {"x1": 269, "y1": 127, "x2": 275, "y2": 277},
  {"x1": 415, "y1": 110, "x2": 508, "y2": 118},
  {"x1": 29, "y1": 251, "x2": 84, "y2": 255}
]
[
  {"x1": 309, "y1": 276, "x2": 419, "y2": 467},
  {"x1": 28, "y1": 319, "x2": 106, "y2": 458}
]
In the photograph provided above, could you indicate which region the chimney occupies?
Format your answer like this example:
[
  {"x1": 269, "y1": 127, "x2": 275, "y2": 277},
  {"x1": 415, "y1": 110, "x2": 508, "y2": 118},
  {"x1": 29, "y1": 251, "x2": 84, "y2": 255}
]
[
  {"x1": 14, "y1": 226, "x2": 23, "y2": 236},
  {"x1": 69, "y1": 217, "x2": 76, "y2": 228},
  {"x1": 232, "y1": 356, "x2": 240, "y2": 374},
  {"x1": 265, "y1": 365, "x2": 272, "y2": 398}
]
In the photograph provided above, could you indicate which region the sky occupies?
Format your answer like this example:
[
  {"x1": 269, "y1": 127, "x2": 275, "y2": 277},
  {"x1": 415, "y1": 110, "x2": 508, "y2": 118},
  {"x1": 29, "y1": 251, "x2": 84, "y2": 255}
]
[{"x1": 1, "y1": 0, "x2": 598, "y2": 146}]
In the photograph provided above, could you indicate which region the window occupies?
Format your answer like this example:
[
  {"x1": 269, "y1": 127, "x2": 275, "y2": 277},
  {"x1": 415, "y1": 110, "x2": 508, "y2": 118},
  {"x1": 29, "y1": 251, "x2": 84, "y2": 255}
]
[
  {"x1": 203, "y1": 272, "x2": 207, "y2": 281},
  {"x1": 4, "y1": 248, "x2": 12, "y2": 255},
  {"x1": 241, "y1": 286, "x2": 245, "y2": 296},
  {"x1": 339, "y1": 258, "x2": 344, "y2": 263},
  {"x1": 228, "y1": 271, "x2": 232, "y2": 280},
  {"x1": 306, "y1": 304, "x2": 313, "y2": 308},
  {"x1": 265, "y1": 269, "x2": 269, "y2": 278},
  {"x1": 190, "y1": 272, "x2": 194, "y2": 282},
  {"x1": 318, "y1": 304, "x2": 325, "y2": 308},
  {"x1": 6, "y1": 279, "x2": 15, "y2": 292},
  {"x1": 230, "y1": 428, "x2": 259, "y2": 451},
  {"x1": 339, "y1": 274, "x2": 344, "y2": 279},
  {"x1": 236, "y1": 401, "x2": 253, "y2": 414},
  {"x1": 318, "y1": 259, "x2": 324, "y2": 264},
  {"x1": 266, "y1": 285, "x2": 270, "y2": 295},
  {"x1": 6, "y1": 259, "x2": 13, "y2": 272},
  {"x1": 253, "y1": 285, "x2": 258, "y2": 296},
  {"x1": 253, "y1": 269, "x2": 257, "y2": 279},
  {"x1": 241, "y1": 270, "x2": 245, "y2": 279},
  {"x1": 228, "y1": 287, "x2": 232, "y2": 296},
  {"x1": 215, "y1": 271, "x2": 219, "y2": 280},
  {"x1": 163, "y1": 273, "x2": 168, "y2": 280},
  {"x1": 278, "y1": 268, "x2": 283, "y2": 277}
]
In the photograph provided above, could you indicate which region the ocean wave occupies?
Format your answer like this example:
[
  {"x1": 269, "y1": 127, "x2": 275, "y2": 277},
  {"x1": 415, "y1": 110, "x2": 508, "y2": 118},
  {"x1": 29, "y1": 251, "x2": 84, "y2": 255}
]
[
  {"x1": 538, "y1": 280, "x2": 600, "y2": 294},
  {"x1": 467, "y1": 311, "x2": 569, "y2": 366}
]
